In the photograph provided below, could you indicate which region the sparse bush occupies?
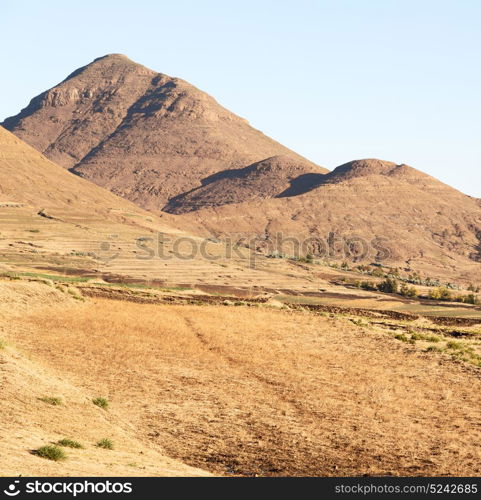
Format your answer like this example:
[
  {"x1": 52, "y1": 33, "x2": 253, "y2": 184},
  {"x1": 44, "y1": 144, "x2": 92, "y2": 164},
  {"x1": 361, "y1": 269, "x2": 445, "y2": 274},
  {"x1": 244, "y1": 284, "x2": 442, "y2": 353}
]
[
  {"x1": 428, "y1": 287, "x2": 452, "y2": 301},
  {"x1": 371, "y1": 268, "x2": 385, "y2": 278},
  {"x1": 92, "y1": 397, "x2": 109, "y2": 409},
  {"x1": 298, "y1": 253, "x2": 314, "y2": 264},
  {"x1": 426, "y1": 345, "x2": 444, "y2": 353},
  {"x1": 463, "y1": 294, "x2": 479, "y2": 305},
  {"x1": 0, "y1": 339, "x2": 7, "y2": 349},
  {"x1": 400, "y1": 283, "x2": 418, "y2": 298},
  {"x1": 389, "y1": 267, "x2": 400, "y2": 277},
  {"x1": 446, "y1": 340, "x2": 464, "y2": 351},
  {"x1": 67, "y1": 288, "x2": 84, "y2": 301},
  {"x1": 39, "y1": 396, "x2": 62, "y2": 406},
  {"x1": 411, "y1": 332, "x2": 440, "y2": 343},
  {"x1": 378, "y1": 278, "x2": 399, "y2": 294},
  {"x1": 33, "y1": 445, "x2": 66, "y2": 461},
  {"x1": 394, "y1": 333, "x2": 413, "y2": 343},
  {"x1": 351, "y1": 318, "x2": 368, "y2": 327},
  {"x1": 360, "y1": 281, "x2": 376, "y2": 291},
  {"x1": 57, "y1": 439, "x2": 84, "y2": 449},
  {"x1": 96, "y1": 438, "x2": 113, "y2": 450}
]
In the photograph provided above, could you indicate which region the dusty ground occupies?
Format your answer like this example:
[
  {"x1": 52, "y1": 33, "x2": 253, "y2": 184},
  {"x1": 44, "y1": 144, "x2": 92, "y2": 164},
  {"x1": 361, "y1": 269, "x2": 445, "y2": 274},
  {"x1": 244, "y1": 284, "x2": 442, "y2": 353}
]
[
  {"x1": 1, "y1": 281, "x2": 480, "y2": 477},
  {"x1": 0, "y1": 281, "x2": 209, "y2": 477}
]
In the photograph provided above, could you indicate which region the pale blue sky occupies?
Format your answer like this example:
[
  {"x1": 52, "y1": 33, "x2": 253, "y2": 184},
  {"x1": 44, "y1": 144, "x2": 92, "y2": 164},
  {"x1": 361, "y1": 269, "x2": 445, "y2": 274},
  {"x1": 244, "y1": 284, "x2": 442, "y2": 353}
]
[{"x1": 1, "y1": 0, "x2": 480, "y2": 196}]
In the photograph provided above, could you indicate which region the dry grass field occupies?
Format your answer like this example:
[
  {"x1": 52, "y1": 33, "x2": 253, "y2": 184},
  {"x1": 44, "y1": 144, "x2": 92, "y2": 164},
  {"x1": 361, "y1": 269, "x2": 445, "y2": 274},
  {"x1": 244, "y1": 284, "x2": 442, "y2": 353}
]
[{"x1": 1, "y1": 280, "x2": 480, "y2": 476}]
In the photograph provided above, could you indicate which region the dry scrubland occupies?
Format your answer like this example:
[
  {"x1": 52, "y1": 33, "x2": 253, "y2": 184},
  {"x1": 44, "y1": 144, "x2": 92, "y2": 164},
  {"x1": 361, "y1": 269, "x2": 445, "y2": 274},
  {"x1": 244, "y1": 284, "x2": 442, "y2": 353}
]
[{"x1": 1, "y1": 281, "x2": 480, "y2": 476}]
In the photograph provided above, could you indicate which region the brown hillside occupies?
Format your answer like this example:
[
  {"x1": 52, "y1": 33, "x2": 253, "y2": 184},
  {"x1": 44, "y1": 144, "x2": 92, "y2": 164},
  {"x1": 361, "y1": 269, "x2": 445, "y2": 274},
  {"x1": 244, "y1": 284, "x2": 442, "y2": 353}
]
[
  {"x1": 3, "y1": 54, "x2": 326, "y2": 211},
  {"x1": 0, "y1": 126, "x2": 343, "y2": 296},
  {"x1": 0, "y1": 125, "x2": 147, "y2": 218},
  {"x1": 172, "y1": 158, "x2": 481, "y2": 281},
  {"x1": 165, "y1": 155, "x2": 326, "y2": 213}
]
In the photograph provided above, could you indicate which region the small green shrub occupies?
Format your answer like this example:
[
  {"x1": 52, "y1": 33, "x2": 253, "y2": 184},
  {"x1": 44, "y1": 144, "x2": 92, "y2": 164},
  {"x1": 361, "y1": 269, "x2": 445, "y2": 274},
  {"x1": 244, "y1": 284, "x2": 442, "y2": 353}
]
[
  {"x1": 394, "y1": 333, "x2": 412, "y2": 343},
  {"x1": 39, "y1": 396, "x2": 62, "y2": 406},
  {"x1": 33, "y1": 445, "x2": 66, "y2": 461},
  {"x1": 0, "y1": 339, "x2": 7, "y2": 349},
  {"x1": 446, "y1": 340, "x2": 464, "y2": 351},
  {"x1": 96, "y1": 438, "x2": 113, "y2": 450},
  {"x1": 410, "y1": 332, "x2": 440, "y2": 343},
  {"x1": 426, "y1": 345, "x2": 444, "y2": 353},
  {"x1": 92, "y1": 397, "x2": 109, "y2": 409},
  {"x1": 378, "y1": 278, "x2": 399, "y2": 294},
  {"x1": 400, "y1": 284, "x2": 418, "y2": 298},
  {"x1": 57, "y1": 439, "x2": 84, "y2": 449}
]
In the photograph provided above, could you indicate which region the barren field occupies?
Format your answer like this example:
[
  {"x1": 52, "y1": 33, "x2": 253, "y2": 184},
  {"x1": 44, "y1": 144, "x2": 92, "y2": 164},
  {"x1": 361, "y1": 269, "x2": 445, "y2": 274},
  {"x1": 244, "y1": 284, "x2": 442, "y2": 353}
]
[{"x1": 1, "y1": 281, "x2": 480, "y2": 476}]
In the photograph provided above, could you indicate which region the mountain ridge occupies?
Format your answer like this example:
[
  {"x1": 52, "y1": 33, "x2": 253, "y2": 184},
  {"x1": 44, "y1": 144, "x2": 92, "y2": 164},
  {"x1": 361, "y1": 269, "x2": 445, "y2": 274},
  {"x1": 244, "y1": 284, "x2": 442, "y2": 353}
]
[
  {"x1": 3, "y1": 55, "x2": 481, "y2": 279},
  {"x1": 3, "y1": 54, "x2": 326, "y2": 211}
]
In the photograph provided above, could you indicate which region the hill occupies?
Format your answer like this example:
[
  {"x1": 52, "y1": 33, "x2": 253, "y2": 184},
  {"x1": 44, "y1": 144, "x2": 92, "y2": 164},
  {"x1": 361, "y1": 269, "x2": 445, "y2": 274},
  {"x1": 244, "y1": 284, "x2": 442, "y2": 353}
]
[
  {"x1": 0, "y1": 125, "x2": 149, "y2": 217},
  {"x1": 0, "y1": 126, "x2": 343, "y2": 295},
  {"x1": 171, "y1": 158, "x2": 481, "y2": 281},
  {"x1": 3, "y1": 56, "x2": 481, "y2": 281},
  {"x1": 2, "y1": 54, "x2": 326, "y2": 211},
  {"x1": 165, "y1": 155, "x2": 326, "y2": 213}
]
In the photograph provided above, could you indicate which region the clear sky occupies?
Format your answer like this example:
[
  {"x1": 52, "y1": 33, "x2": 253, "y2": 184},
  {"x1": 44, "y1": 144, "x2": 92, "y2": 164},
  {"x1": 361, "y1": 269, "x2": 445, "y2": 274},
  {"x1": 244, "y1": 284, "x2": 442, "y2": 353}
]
[{"x1": 1, "y1": 0, "x2": 480, "y2": 197}]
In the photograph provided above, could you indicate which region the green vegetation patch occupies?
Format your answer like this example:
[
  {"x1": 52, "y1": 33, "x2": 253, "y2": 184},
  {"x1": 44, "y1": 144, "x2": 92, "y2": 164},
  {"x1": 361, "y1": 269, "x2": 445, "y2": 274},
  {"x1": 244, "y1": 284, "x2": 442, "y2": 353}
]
[
  {"x1": 92, "y1": 397, "x2": 109, "y2": 409},
  {"x1": 33, "y1": 445, "x2": 66, "y2": 461},
  {"x1": 96, "y1": 438, "x2": 114, "y2": 450},
  {"x1": 57, "y1": 439, "x2": 84, "y2": 449}
]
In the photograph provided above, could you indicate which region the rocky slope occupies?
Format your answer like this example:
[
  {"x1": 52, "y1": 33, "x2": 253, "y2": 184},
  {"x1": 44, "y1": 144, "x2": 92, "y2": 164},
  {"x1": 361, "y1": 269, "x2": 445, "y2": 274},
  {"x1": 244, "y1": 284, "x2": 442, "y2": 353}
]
[
  {"x1": 171, "y1": 158, "x2": 481, "y2": 280},
  {"x1": 3, "y1": 54, "x2": 326, "y2": 211}
]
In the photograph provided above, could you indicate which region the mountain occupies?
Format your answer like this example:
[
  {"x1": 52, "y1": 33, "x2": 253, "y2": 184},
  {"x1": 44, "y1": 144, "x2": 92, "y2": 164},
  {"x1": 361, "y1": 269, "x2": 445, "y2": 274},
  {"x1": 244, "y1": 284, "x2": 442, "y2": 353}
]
[
  {"x1": 3, "y1": 56, "x2": 481, "y2": 280},
  {"x1": 165, "y1": 155, "x2": 326, "y2": 213},
  {"x1": 171, "y1": 158, "x2": 481, "y2": 280},
  {"x1": 2, "y1": 54, "x2": 326, "y2": 211}
]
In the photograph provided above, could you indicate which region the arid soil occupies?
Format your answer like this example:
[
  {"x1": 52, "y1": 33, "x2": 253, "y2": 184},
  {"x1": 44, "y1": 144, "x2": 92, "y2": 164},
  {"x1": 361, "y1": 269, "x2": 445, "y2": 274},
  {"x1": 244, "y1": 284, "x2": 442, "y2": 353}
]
[{"x1": 1, "y1": 281, "x2": 480, "y2": 477}]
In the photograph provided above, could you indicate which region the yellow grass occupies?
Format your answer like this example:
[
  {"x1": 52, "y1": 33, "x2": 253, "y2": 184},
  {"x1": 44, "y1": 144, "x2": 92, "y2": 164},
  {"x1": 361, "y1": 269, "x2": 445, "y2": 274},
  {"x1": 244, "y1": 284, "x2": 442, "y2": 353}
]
[{"x1": 2, "y1": 291, "x2": 480, "y2": 476}]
